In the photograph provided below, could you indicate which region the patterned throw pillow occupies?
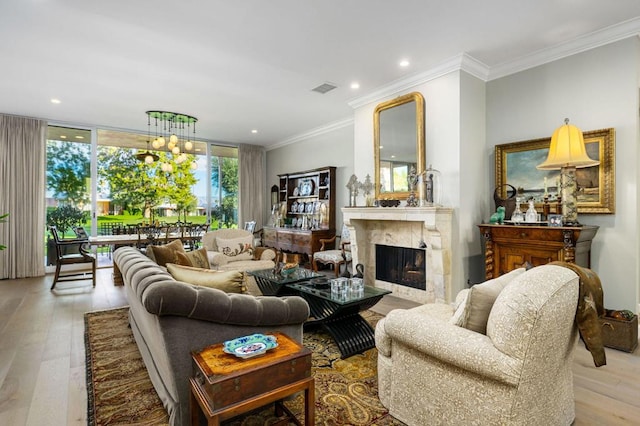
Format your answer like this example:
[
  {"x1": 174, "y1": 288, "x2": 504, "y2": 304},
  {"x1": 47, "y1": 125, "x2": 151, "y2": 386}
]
[
  {"x1": 166, "y1": 263, "x2": 246, "y2": 293},
  {"x1": 216, "y1": 236, "x2": 254, "y2": 262},
  {"x1": 184, "y1": 248, "x2": 210, "y2": 269}
]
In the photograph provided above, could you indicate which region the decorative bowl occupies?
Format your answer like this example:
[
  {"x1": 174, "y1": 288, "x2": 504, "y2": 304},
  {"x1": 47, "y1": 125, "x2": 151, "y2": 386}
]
[
  {"x1": 280, "y1": 264, "x2": 299, "y2": 276},
  {"x1": 310, "y1": 277, "x2": 330, "y2": 289},
  {"x1": 223, "y1": 334, "x2": 278, "y2": 359}
]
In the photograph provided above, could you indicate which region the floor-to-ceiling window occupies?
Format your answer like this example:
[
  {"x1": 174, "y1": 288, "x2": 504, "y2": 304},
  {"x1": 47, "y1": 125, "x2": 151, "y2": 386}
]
[{"x1": 45, "y1": 125, "x2": 239, "y2": 266}]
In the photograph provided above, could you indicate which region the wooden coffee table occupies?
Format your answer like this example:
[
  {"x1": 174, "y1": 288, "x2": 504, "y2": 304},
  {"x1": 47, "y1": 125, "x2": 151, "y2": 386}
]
[{"x1": 190, "y1": 332, "x2": 314, "y2": 426}]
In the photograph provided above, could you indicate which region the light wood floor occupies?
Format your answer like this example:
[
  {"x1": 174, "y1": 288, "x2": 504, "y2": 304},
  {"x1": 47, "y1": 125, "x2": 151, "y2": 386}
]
[{"x1": 0, "y1": 267, "x2": 639, "y2": 425}]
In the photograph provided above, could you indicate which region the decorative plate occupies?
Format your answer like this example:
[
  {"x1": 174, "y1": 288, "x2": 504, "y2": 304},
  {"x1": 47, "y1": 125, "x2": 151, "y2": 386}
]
[
  {"x1": 292, "y1": 218, "x2": 298, "y2": 226},
  {"x1": 298, "y1": 179, "x2": 314, "y2": 196},
  {"x1": 291, "y1": 201, "x2": 298, "y2": 213},
  {"x1": 223, "y1": 334, "x2": 278, "y2": 359},
  {"x1": 305, "y1": 202, "x2": 313, "y2": 213}
]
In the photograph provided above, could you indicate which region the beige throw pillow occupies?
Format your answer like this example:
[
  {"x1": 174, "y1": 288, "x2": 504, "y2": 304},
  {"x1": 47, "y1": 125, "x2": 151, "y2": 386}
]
[
  {"x1": 216, "y1": 235, "x2": 254, "y2": 261},
  {"x1": 184, "y1": 248, "x2": 210, "y2": 269},
  {"x1": 147, "y1": 239, "x2": 189, "y2": 267},
  {"x1": 166, "y1": 263, "x2": 246, "y2": 293},
  {"x1": 453, "y1": 268, "x2": 526, "y2": 334}
]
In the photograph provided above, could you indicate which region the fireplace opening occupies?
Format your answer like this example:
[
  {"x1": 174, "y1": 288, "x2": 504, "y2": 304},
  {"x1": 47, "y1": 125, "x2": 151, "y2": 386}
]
[{"x1": 375, "y1": 244, "x2": 426, "y2": 290}]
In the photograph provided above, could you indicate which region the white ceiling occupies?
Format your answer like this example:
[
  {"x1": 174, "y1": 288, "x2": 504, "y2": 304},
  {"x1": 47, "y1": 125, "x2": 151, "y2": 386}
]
[{"x1": 2, "y1": 0, "x2": 640, "y2": 149}]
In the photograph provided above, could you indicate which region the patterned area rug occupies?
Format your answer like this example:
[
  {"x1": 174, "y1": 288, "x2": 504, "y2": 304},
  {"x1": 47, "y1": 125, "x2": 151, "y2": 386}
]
[{"x1": 84, "y1": 307, "x2": 404, "y2": 425}]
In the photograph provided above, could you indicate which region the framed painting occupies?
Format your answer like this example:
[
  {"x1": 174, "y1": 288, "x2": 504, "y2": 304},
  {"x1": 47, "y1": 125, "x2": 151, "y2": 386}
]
[{"x1": 495, "y1": 128, "x2": 615, "y2": 214}]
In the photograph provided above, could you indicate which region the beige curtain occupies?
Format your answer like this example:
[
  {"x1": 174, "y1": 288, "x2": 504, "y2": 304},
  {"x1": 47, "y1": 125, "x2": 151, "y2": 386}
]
[
  {"x1": 238, "y1": 144, "x2": 265, "y2": 231},
  {"x1": 0, "y1": 114, "x2": 47, "y2": 279}
]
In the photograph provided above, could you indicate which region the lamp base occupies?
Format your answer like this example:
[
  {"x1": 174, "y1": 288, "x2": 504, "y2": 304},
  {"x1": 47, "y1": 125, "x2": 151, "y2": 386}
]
[{"x1": 560, "y1": 165, "x2": 580, "y2": 226}]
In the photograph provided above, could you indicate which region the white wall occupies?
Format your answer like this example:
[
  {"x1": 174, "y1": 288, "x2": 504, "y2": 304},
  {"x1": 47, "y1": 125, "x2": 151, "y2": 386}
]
[
  {"x1": 265, "y1": 125, "x2": 354, "y2": 232},
  {"x1": 487, "y1": 37, "x2": 640, "y2": 311}
]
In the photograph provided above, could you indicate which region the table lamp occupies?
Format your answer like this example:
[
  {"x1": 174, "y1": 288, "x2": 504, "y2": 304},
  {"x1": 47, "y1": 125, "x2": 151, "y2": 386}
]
[{"x1": 537, "y1": 119, "x2": 599, "y2": 226}]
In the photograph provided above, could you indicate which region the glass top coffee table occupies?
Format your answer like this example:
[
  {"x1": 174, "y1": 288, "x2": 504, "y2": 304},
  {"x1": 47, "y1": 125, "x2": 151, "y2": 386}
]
[
  {"x1": 286, "y1": 281, "x2": 391, "y2": 358},
  {"x1": 247, "y1": 268, "x2": 323, "y2": 296}
]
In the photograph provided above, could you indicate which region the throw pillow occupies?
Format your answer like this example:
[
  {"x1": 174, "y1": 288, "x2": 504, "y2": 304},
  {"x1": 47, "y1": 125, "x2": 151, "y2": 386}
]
[
  {"x1": 216, "y1": 235, "x2": 254, "y2": 261},
  {"x1": 184, "y1": 248, "x2": 210, "y2": 269},
  {"x1": 148, "y1": 239, "x2": 188, "y2": 267},
  {"x1": 453, "y1": 268, "x2": 526, "y2": 334},
  {"x1": 166, "y1": 263, "x2": 246, "y2": 293}
]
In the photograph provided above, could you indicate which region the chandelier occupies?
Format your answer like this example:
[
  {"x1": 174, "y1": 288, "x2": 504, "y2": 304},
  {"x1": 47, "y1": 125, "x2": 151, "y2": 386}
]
[{"x1": 139, "y1": 110, "x2": 198, "y2": 172}]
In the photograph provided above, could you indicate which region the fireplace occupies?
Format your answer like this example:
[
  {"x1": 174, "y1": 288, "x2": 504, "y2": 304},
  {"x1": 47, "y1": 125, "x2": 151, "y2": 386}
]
[
  {"x1": 375, "y1": 245, "x2": 426, "y2": 290},
  {"x1": 341, "y1": 206, "x2": 453, "y2": 304}
]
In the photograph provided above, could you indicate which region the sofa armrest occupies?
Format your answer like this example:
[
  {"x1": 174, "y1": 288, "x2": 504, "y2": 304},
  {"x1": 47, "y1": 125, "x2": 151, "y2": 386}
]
[
  {"x1": 382, "y1": 308, "x2": 522, "y2": 386},
  {"x1": 207, "y1": 251, "x2": 229, "y2": 267},
  {"x1": 141, "y1": 280, "x2": 310, "y2": 326},
  {"x1": 258, "y1": 247, "x2": 276, "y2": 261}
]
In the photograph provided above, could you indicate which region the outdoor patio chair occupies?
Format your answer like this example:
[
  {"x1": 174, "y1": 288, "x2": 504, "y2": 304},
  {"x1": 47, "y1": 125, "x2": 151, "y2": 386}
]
[{"x1": 49, "y1": 226, "x2": 96, "y2": 290}]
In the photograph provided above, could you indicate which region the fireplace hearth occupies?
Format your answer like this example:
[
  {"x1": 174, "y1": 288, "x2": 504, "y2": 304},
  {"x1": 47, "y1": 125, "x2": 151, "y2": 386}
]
[{"x1": 375, "y1": 244, "x2": 426, "y2": 290}]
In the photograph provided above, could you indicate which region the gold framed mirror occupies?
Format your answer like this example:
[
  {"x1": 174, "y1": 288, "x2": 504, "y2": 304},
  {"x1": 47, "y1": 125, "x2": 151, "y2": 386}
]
[{"x1": 374, "y1": 92, "x2": 425, "y2": 200}]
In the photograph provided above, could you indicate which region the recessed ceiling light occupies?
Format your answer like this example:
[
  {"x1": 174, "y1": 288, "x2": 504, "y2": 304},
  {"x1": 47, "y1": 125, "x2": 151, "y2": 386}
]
[
  {"x1": 380, "y1": 145, "x2": 384, "y2": 149},
  {"x1": 51, "y1": 98, "x2": 61, "y2": 104},
  {"x1": 350, "y1": 82, "x2": 360, "y2": 89},
  {"x1": 60, "y1": 135, "x2": 67, "y2": 139},
  {"x1": 399, "y1": 60, "x2": 410, "y2": 67},
  {"x1": 391, "y1": 154, "x2": 396, "y2": 159},
  {"x1": 251, "y1": 129, "x2": 258, "y2": 134},
  {"x1": 75, "y1": 136, "x2": 84, "y2": 139}
]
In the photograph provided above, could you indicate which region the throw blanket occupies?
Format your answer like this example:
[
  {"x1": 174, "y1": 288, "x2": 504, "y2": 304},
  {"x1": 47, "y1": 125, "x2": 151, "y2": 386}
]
[{"x1": 550, "y1": 261, "x2": 606, "y2": 367}]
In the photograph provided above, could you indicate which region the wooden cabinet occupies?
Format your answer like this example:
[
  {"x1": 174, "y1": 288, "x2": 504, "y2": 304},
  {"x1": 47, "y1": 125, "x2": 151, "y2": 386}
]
[
  {"x1": 265, "y1": 166, "x2": 336, "y2": 258},
  {"x1": 478, "y1": 224, "x2": 599, "y2": 280}
]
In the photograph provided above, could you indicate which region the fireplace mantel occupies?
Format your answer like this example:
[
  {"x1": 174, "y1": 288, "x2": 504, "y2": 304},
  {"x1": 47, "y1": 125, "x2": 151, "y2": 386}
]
[{"x1": 342, "y1": 206, "x2": 453, "y2": 303}]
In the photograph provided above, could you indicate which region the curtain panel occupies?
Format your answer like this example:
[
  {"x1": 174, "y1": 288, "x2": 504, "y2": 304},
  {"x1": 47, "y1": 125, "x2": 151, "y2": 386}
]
[
  {"x1": 238, "y1": 144, "x2": 265, "y2": 231},
  {"x1": 0, "y1": 114, "x2": 46, "y2": 279}
]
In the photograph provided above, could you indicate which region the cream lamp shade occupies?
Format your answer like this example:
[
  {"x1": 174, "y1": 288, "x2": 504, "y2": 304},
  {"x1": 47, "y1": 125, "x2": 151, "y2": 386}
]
[
  {"x1": 536, "y1": 119, "x2": 599, "y2": 225},
  {"x1": 537, "y1": 119, "x2": 599, "y2": 170}
]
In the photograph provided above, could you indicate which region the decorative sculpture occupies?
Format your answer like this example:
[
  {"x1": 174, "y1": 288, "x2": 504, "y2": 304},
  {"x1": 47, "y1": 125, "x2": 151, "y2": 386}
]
[
  {"x1": 346, "y1": 174, "x2": 360, "y2": 207},
  {"x1": 489, "y1": 206, "x2": 506, "y2": 224}
]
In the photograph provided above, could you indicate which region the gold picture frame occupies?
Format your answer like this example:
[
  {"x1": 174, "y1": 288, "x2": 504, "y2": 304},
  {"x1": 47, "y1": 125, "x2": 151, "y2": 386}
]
[{"x1": 495, "y1": 128, "x2": 615, "y2": 214}]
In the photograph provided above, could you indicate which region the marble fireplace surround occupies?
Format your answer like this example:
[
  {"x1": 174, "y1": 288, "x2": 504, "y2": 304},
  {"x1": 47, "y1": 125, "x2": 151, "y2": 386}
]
[{"x1": 342, "y1": 207, "x2": 453, "y2": 304}]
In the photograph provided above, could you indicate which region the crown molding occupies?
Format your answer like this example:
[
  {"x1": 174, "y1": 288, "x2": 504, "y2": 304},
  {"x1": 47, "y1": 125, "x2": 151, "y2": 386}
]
[
  {"x1": 270, "y1": 117, "x2": 354, "y2": 151},
  {"x1": 347, "y1": 53, "x2": 490, "y2": 109},
  {"x1": 489, "y1": 17, "x2": 640, "y2": 80}
]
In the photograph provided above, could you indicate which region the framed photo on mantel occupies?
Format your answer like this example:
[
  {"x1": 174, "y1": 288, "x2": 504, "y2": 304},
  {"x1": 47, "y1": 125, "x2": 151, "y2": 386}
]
[{"x1": 494, "y1": 128, "x2": 615, "y2": 214}]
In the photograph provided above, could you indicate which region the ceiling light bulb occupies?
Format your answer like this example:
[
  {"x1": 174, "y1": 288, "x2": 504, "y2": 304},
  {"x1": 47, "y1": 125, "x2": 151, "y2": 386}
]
[
  {"x1": 170, "y1": 134, "x2": 178, "y2": 144},
  {"x1": 167, "y1": 141, "x2": 175, "y2": 150},
  {"x1": 191, "y1": 161, "x2": 198, "y2": 170},
  {"x1": 161, "y1": 163, "x2": 169, "y2": 172},
  {"x1": 350, "y1": 82, "x2": 360, "y2": 89},
  {"x1": 167, "y1": 164, "x2": 173, "y2": 173},
  {"x1": 51, "y1": 98, "x2": 61, "y2": 104},
  {"x1": 152, "y1": 139, "x2": 160, "y2": 149},
  {"x1": 251, "y1": 129, "x2": 258, "y2": 134},
  {"x1": 145, "y1": 154, "x2": 154, "y2": 164},
  {"x1": 176, "y1": 156, "x2": 183, "y2": 164},
  {"x1": 399, "y1": 60, "x2": 410, "y2": 67},
  {"x1": 158, "y1": 136, "x2": 166, "y2": 146},
  {"x1": 185, "y1": 141, "x2": 193, "y2": 150},
  {"x1": 172, "y1": 146, "x2": 180, "y2": 155}
]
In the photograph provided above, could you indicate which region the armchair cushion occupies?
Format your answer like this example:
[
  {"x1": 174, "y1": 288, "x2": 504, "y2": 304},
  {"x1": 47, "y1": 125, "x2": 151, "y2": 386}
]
[
  {"x1": 451, "y1": 267, "x2": 525, "y2": 334},
  {"x1": 216, "y1": 235, "x2": 254, "y2": 261},
  {"x1": 166, "y1": 263, "x2": 246, "y2": 293}
]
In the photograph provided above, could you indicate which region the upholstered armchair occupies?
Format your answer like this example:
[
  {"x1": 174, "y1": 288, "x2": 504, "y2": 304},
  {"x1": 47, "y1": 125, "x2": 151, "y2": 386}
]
[
  {"x1": 312, "y1": 224, "x2": 351, "y2": 277},
  {"x1": 375, "y1": 264, "x2": 584, "y2": 426},
  {"x1": 202, "y1": 228, "x2": 276, "y2": 272}
]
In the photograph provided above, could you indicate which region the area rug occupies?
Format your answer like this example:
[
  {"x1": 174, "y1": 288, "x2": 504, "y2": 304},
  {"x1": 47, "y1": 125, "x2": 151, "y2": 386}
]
[{"x1": 85, "y1": 307, "x2": 404, "y2": 425}]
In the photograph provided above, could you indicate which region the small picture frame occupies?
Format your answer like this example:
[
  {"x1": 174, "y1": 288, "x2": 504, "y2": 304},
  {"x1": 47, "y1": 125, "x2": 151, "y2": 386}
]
[{"x1": 548, "y1": 214, "x2": 563, "y2": 227}]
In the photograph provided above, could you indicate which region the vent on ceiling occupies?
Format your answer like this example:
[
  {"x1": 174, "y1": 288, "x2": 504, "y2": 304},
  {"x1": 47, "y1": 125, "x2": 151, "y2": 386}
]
[{"x1": 311, "y1": 82, "x2": 337, "y2": 94}]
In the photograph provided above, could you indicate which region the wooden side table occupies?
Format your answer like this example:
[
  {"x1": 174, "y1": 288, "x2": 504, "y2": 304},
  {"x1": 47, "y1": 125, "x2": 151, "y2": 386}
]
[{"x1": 190, "y1": 332, "x2": 314, "y2": 426}]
